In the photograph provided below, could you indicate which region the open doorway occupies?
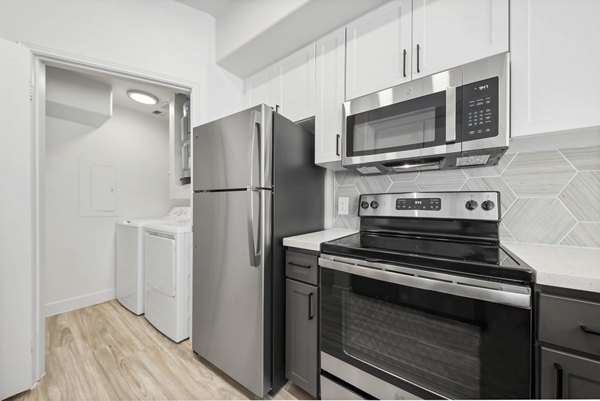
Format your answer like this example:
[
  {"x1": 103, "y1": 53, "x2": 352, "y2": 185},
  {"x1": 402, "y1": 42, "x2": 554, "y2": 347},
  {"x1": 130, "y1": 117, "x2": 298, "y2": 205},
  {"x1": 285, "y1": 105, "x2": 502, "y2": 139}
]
[{"x1": 33, "y1": 54, "x2": 194, "y2": 382}]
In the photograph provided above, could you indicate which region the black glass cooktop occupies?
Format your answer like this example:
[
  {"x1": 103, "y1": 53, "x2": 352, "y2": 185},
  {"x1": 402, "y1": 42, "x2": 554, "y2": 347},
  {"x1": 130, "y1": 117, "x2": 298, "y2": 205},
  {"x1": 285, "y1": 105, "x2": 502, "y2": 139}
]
[{"x1": 321, "y1": 232, "x2": 533, "y2": 283}]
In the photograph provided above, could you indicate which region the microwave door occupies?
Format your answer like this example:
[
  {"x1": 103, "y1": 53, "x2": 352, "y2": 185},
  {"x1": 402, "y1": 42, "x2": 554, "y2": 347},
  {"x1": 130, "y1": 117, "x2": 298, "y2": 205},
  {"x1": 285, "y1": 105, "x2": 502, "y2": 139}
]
[{"x1": 344, "y1": 92, "x2": 455, "y2": 167}]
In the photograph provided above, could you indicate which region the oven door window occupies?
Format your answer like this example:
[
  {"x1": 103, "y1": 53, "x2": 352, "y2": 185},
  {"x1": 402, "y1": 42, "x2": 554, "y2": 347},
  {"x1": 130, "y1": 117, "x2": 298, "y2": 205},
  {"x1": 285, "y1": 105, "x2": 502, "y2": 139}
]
[
  {"x1": 321, "y1": 267, "x2": 532, "y2": 399},
  {"x1": 346, "y1": 91, "x2": 447, "y2": 157}
]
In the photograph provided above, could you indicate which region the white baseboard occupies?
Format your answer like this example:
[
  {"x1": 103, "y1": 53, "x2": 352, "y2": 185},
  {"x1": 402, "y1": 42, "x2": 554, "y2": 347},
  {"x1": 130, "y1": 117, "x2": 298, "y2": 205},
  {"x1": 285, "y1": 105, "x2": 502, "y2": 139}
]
[{"x1": 44, "y1": 288, "x2": 115, "y2": 317}]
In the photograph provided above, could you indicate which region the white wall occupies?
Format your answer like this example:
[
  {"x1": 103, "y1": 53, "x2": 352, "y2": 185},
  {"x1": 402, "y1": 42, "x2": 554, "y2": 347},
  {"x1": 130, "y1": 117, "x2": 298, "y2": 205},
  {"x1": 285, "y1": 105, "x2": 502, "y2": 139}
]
[
  {"x1": 44, "y1": 105, "x2": 186, "y2": 315},
  {"x1": 0, "y1": 0, "x2": 245, "y2": 125}
]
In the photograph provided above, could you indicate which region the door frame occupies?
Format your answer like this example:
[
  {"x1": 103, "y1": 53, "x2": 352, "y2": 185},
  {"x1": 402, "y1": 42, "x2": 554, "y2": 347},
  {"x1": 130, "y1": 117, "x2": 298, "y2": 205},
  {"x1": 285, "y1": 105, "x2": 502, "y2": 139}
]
[{"x1": 29, "y1": 43, "x2": 197, "y2": 383}]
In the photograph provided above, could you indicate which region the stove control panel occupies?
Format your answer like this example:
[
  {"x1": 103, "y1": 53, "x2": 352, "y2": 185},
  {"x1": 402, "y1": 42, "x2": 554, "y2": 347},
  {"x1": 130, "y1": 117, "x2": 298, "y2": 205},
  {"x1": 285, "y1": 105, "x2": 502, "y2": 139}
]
[
  {"x1": 358, "y1": 192, "x2": 500, "y2": 221},
  {"x1": 396, "y1": 198, "x2": 441, "y2": 211}
]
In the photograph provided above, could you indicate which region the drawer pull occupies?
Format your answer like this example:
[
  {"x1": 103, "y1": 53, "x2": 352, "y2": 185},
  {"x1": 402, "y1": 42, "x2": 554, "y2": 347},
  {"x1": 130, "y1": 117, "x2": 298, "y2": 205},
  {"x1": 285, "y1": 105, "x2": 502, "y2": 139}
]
[
  {"x1": 580, "y1": 324, "x2": 600, "y2": 336},
  {"x1": 288, "y1": 261, "x2": 312, "y2": 269},
  {"x1": 554, "y1": 362, "x2": 563, "y2": 399}
]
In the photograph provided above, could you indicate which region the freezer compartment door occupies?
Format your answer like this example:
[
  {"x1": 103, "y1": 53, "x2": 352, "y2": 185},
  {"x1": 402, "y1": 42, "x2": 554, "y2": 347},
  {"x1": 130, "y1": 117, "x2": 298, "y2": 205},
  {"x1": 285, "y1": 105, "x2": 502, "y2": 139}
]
[
  {"x1": 193, "y1": 105, "x2": 272, "y2": 191},
  {"x1": 192, "y1": 189, "x2": 272, "y2": 396}
]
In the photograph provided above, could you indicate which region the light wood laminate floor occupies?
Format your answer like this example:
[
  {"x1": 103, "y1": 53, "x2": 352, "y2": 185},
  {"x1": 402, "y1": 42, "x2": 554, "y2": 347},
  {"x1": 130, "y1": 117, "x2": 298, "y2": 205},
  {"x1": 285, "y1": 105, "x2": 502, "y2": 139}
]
[{"x1": 9, "y1": 300, "x2": 311, "y2": 401}]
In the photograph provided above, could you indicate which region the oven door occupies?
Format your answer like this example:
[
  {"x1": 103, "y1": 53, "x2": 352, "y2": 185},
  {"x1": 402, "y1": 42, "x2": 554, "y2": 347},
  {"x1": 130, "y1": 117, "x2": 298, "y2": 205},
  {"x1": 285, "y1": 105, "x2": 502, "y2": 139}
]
[
  {"x1": 319, "y1": 255, "x2": 532, "y2": 400},
  {"x1": 342, "y1": 67, "x2": 462, "y2": 169}
]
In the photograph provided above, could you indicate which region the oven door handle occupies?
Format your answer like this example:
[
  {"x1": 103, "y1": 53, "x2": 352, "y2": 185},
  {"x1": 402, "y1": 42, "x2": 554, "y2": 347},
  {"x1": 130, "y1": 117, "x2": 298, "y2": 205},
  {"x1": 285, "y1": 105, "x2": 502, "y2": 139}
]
[{"x1": 319, "y1": 256, "x2": 531, "y2": 309}]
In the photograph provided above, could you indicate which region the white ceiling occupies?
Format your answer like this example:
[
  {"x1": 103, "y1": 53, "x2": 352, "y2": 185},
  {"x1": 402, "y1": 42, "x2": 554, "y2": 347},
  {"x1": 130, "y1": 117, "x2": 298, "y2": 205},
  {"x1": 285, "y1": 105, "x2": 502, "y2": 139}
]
[
  {"x1": 53, "y1": 67, "x2": 179, "y2": 120},
  {"x1": 175, "y1": 0, "x2": 237, "y2": 18}
]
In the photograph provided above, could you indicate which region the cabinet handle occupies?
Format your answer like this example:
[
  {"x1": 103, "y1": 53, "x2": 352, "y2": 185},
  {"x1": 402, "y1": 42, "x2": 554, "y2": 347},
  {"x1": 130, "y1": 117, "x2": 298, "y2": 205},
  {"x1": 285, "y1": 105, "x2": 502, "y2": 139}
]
[
  {"x1": 416, "y1": 44, "x2": 421, "y2": 73},
  {"x1": 287, "y1": 261, "x2": 312, "y2": 269},
  {"x1": 308, "y1": 292, "x2": 314, "y2": 320},
  {"x1": 275, "y1": 104, "x2": 280, "y2": 113},
  {"x1": 580, "y1": 324, "x2": 600, "y2": 336},
  {"x1": 402, "y1": 49, "x2": 407, "y2": 78},
  {"x1": 554, "y1": 362, "x2": 563, "y2": 399},
  {"x1": 336, "y1": 134, "x2": 341, "y2": 156}
]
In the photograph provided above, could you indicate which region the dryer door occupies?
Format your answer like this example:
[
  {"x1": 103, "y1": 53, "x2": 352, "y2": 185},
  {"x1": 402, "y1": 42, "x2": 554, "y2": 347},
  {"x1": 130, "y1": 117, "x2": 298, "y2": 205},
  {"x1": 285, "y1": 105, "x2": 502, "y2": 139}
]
[{"x1": 144, "y1": 231, "x2": 176, "y2": 297}]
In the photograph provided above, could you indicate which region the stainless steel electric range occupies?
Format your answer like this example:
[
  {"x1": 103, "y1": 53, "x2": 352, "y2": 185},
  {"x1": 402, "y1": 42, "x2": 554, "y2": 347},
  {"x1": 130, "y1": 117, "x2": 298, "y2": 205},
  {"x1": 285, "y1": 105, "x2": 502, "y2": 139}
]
[{"x1": 319, "y1": 192, "x2": 534, "y2": 400}]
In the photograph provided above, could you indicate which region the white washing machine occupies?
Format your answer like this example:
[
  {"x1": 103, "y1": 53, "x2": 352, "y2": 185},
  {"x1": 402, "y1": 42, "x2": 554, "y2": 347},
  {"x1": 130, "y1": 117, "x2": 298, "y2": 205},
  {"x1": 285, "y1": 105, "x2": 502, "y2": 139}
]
[
  {"x1": 115, "y1": 207, "x2": 190, "y2": 315},
  {"x1": 143, "y1": 219, "x2": 192, "y2": 343}
]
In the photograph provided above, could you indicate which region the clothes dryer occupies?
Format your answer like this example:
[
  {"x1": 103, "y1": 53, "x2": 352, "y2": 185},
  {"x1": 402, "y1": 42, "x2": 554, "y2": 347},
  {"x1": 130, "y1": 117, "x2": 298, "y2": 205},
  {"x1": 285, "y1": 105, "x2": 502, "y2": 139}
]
[{"x1": 143, "y1": 219, "x2": 192, "y2": 342}]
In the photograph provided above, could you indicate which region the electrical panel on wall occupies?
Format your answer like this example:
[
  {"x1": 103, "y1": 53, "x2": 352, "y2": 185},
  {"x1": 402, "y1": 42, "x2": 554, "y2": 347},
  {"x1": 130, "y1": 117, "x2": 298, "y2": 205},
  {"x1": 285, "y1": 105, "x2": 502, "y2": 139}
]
[
  {"x1": 169, "y1": 93, "x2": 191, "y2": 199},
  {"x1": 79, "y1": 158, "x2": 121, "y2": 216}
]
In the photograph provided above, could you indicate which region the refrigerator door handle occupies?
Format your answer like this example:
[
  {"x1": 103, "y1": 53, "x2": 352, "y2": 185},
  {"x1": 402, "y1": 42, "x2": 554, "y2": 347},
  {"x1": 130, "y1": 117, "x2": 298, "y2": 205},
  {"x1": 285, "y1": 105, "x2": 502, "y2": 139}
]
[
  {"x1": 248, "y1": 110, "x2": 261, "y2": 189},
  {"x1": 247, "y1": 189, "x2": 262, "y2": 267}
]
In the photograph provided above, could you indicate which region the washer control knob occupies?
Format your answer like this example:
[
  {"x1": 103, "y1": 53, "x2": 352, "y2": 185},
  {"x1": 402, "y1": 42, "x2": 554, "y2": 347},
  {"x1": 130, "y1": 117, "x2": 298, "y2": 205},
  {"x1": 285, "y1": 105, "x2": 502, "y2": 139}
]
[
  {"x1": 465, "y1": 200, "x2": 478, "y2": 210},
  {"x1": 370, "y1": 201, "x2": 379, "y2": 209},
  {"x1": 482, "y1": 200, "x2": 495, "y2": 211},
  {"x1": 360, "y1": 201, "x2": 370, "y2": 209}
]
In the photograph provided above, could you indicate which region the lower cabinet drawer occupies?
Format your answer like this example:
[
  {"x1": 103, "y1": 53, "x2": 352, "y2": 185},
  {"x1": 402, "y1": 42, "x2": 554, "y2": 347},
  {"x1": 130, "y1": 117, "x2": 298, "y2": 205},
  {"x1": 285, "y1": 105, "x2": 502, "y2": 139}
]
[
  {"x1": 539, "y1": 294, "x2": 600, "y2": 357},
  {"x1": 540, "y1": 347, "x2": 600, "y2": 399},
  {"x1": 285, "y1": 249, "x2": 318, "y2": 285}
]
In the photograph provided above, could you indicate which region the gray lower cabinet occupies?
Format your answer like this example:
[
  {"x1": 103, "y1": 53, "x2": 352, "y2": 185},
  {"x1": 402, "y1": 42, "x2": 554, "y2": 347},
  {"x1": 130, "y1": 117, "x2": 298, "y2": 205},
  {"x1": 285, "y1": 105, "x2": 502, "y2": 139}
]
[
  {"x1": 285, "y1": 278, "x2": 318, "y2": 397},
  {"x1": 538, "y1": 287, "x2": 600, "y2": 399},
  {"x1": 540, "y1": 347, "x2": 600, "y2": 399}
]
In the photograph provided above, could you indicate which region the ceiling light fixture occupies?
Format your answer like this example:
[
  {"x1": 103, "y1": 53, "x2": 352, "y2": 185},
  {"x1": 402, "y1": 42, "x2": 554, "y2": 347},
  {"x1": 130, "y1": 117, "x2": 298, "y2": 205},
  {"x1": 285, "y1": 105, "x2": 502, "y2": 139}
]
[{"x1": 127, "y1": 90, "x2": 158, "y2": 105}]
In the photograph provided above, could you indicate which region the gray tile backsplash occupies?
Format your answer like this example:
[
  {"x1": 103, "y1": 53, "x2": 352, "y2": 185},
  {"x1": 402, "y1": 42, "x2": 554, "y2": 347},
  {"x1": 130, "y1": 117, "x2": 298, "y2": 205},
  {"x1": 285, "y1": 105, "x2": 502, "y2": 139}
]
[{"x1": 333, "y1": 143, "x2": 600, "y2": 249}]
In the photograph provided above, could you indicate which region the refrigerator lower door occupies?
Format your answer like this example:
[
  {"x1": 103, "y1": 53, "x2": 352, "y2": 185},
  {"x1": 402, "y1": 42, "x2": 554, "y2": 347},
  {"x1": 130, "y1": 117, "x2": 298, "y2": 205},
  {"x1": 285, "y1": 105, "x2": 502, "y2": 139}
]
[{"x1": 192, "y1": 189, "x2": 272, "y2": 397}]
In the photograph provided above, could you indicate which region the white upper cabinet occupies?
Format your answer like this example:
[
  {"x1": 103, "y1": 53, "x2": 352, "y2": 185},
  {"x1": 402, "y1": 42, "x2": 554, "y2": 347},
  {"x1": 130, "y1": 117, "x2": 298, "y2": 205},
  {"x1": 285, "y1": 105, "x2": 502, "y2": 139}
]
[
  {"x1": 412, "y1": 0, "x2": 508, "y2": 78},
  {"x1": 275, "y1": 43, "x2": 316, "y2": 122},
  {"x1": 345, "y1": 0, "x2": 412, "y2": 100},
  {"x1": 315, "y1": 28, "x2": 346, "y2": 170},
  {"x1": 511, "y1": 0, "x2": 600, "y2": 137},
  {"x1": 246, "y1": 65, "x2": 277, "y2": 109}
]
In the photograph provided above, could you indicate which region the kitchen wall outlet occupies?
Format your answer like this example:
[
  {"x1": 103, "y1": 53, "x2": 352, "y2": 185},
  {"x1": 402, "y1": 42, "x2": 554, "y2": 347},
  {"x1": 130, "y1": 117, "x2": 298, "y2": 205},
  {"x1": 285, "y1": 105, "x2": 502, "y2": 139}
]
[{"x1": 338, "y1": 197, "x2": 349, "y2": 215}]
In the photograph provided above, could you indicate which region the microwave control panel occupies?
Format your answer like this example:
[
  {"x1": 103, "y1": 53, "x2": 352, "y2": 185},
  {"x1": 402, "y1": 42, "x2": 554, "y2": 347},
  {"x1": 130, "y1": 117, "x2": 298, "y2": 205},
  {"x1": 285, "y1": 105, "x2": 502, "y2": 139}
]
[{"x1": 461, "y1": 77, "x2": 499, "y2": 141}]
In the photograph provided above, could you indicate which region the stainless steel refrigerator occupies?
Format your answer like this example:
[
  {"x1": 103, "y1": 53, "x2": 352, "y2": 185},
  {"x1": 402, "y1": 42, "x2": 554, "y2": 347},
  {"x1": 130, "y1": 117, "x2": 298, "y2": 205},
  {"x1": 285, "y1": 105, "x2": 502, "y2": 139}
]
[{"x1": 191, "y1": 104, "x2": 324, "y2": 397}]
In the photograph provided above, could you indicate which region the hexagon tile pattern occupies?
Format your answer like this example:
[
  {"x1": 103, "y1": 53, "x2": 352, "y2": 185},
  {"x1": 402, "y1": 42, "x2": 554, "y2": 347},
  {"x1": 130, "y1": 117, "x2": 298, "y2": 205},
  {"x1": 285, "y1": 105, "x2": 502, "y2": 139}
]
[
  {"x1": 416, "y1": 169, "x2": 466, "y2": 191},
  {"x1": 502, "y1": 150, "x2": 576, "y2": 197},
  {"x1": 561, "y1": 223, "x2": 600, "y2": 248},
  {"x1": 388, "y1": 181, "x2": 421, "y2": 193},
  {"x1": 559, "y1": 146, "x2": 600, "y2": 171},
  {"x1": 356, "y1": 174, "x2": 392, "y2": 194},
  {"x1": 558, "y1": 171, "x2": 600, "y2": 221},
  {"x1": 503, "y1": 198, "x2": 576, "y2": 244}
]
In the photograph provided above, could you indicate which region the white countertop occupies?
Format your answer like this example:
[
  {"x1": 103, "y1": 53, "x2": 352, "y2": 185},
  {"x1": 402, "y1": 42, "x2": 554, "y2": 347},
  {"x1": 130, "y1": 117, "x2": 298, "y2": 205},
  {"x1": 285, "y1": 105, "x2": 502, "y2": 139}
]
[
  {"x1": 284, "y1": 232, "x2": 600, "y2": 293},
  {"x1": 503, "y1": 242, "x2": 600, "y2": 293},
  {"x1": 283, "y1": 229, "x2": 358, "y2": 252}
]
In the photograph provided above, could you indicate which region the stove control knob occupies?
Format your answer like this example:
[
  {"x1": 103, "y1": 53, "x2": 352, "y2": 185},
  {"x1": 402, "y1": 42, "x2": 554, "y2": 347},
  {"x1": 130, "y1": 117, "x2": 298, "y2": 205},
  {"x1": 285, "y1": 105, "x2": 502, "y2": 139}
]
[
  {"x1": 482, "y1": 200, "x2": 495, "y2": 211},
  {"x1": 360, "y1": 201, "x2": 370, "y2": 209},
  {"x1": 465, "y1": 200, "x2": 478, "y2": 210},
  {"x1": 370, "y1": 200, "x2": 379, "y2": 209}
]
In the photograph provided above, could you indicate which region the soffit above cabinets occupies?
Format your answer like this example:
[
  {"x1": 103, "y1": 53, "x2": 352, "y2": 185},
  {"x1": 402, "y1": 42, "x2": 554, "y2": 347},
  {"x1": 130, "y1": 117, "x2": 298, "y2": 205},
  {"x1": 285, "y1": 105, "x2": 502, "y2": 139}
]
[{"x1": 176, "y1": 0, "x2": 392, "y2": 78}]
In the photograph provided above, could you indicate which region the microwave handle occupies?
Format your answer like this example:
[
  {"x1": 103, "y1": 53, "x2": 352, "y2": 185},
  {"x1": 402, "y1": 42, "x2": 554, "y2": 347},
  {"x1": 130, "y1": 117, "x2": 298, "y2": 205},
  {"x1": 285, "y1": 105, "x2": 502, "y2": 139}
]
[{"x1": 446, "y1": 86, "x2": 457, "y2": 144}]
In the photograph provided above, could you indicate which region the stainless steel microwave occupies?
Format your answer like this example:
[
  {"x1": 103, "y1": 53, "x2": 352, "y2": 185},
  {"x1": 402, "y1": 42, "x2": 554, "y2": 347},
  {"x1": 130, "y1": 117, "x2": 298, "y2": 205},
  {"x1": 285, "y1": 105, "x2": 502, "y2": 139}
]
[{"x1": 342, "y1": 53, "x2": 510, "y2": 174}]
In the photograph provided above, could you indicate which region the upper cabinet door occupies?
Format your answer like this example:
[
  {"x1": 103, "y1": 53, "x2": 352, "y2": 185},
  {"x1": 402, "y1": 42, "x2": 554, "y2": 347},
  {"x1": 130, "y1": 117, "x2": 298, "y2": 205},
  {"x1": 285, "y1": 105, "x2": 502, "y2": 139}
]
[
  {"x1": 511, "y1": 0, "x2": 600, "y2": 137},
  {"x1": 315, "y1": 28, "x2": 346, "y2": 169},
  {"x1": 275, "y1": 43, "x2": 316, "y2": 122},
  {"x1": 246, "y1": 65, "x2": 277, "y2": 109},
  {"x1": 345, "y1": 0, "x2": 412, "y2": 100},
  {"x1": 412, "y1": 0, "x2": 508, "y2": 78}
]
